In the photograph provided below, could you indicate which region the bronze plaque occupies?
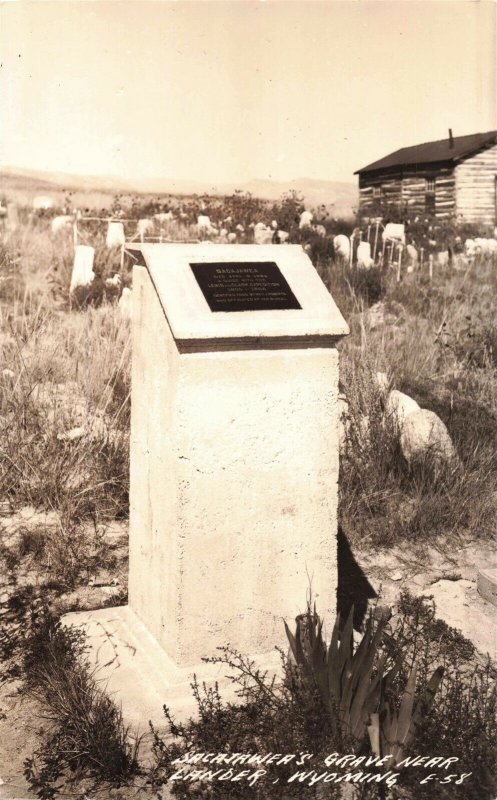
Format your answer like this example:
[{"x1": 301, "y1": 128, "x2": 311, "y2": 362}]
[{"x1": 190, "y1": 261, "x2": 301, "y2": 312}]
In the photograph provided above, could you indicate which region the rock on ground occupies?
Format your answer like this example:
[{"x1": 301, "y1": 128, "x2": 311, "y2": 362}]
[
  {"x1": 400, "y1": 408, "x2": 457, "y2": 465},
  {"x1": 385, "y1": 389, "x2": 420, "y2": 428},
  {"x1": 362, "y1": 301, "x2": 402, "y2": 331}
]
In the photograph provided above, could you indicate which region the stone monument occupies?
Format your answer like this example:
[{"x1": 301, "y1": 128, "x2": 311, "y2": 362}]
[{"x1": 65, "y1": 243, "x2": 348, "y2": 726}]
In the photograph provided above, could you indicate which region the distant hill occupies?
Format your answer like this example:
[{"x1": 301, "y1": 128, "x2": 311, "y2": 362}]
[
  {"x1": 0, "y1": 166, "x2": 131, "y2": 193},
  {"x1": 0, "y1": 166, "x2": 356, "y2": 217}
]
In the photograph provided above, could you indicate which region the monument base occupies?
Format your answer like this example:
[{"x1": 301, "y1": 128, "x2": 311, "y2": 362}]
[{"x1": 62, "y1": 605, "x2": 284, "y2": 733}]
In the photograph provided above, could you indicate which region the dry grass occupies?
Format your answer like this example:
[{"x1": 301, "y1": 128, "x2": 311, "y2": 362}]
[
  {"x1": 1, "y1": 293, "x2": 130, "y2": 504},
  {"x1": 22, "y1": 605, "x2": 141, "y2": 797},
  {"x1": 2, "y1": 213, "x2": 496, "y2": 561},
  {"x1": 1, "y1": 203, "x2": 496, "y2": 799},
  {"x1": 1, "y1": 233, "x2": 130, "y2": 591},
  {"x1": 332, "y1": 258, "x2": 497, "y2": 548}
]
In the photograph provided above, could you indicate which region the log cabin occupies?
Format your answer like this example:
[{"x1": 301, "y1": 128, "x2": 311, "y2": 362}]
[{"x1": 355, "y1": 130, "x2": 497, "y2": 224}]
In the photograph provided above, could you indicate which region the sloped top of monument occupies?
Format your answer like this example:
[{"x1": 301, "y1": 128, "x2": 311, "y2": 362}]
[{"x1": 128, "y1": 244, "x2": 349, "y2": 347}]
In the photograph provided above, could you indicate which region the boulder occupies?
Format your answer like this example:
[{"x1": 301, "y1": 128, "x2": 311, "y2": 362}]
[
  {"x1": 363, "y1": 301, "x2": 399, "y2": 331},
  {"x1": 385, "y1": 389, "x2": 420, "y2": 428},
  {"x1": 400, "y1": 409, "x2": 456, "y2": 465}
]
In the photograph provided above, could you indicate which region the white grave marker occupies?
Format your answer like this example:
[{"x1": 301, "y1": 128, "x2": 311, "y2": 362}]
[
  {"x1": 106, "y1": 221, "x2": 125, "y2": 248},
  {"x1": 70, "y1": 245, "x2": 95, "y2": 293}
]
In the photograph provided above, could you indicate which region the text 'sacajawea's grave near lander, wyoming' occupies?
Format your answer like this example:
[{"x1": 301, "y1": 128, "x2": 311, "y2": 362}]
[{"x1": 64, "y1": 243, "x2": 349, "y2": 727}]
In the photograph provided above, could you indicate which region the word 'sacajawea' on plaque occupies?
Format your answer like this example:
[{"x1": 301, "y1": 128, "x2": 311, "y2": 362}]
[{"x1": 190, "y1": 261, "x2": 302, "y2": 312}]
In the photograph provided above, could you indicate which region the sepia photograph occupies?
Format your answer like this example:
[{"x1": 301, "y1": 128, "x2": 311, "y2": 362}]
[{"x1": 0, "y1": 1, "x2": 496, "y2": 799}]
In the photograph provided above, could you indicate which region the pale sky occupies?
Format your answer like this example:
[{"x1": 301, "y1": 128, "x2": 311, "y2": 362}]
[{"x1": 1, "y1": 1, "x2": 496, "y2": 185}]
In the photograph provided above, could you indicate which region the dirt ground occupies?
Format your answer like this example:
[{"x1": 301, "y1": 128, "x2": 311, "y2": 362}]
[{"x1": 1, "y1": 506, "x2": 495, "y2": 799}]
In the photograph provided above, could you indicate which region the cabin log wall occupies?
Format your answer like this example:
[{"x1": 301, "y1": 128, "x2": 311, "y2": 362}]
[
  {"x1": 359, "y1": 172, "x2": 402, "y2": 212},
  {"x1": 455, "y1": 144, "x2": 497, "y2": 224},
  {"x1": 359, "y1": 166, "x2": 456, "y2": 218},
  {"x1": 358, "y1": 143, "x2": 497, "y2": 223}
]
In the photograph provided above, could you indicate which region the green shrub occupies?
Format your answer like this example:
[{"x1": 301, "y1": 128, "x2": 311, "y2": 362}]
[
  {"x1": 149, "y1": 594, "x2": 495, "y2": 800},
  {"x1": 150, "y1": 646, "x2": 342, "y2": 799},
  {"x1": 385, "y1": 592, "x2": 497, "y2": 800}
]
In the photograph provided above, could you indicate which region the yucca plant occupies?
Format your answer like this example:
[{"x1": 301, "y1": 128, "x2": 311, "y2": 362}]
[
  {"x1": 368, "y1": 662, "x2": 444, "y2": 767},
  {"x1": 285, "y1": 604, "x2": 396, "y2": 745},
  {"x1": 285, "y1": 604, "x2": 444, "y2": 766}
]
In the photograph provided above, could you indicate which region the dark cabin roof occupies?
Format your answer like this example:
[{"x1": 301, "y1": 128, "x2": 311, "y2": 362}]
[{"x1": 355, "y1": 130, "x2": 497, "y2": 175}]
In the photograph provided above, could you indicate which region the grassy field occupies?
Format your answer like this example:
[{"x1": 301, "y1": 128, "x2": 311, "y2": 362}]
[
  {"x1": 4, "y1": 209, "x2": 496, "y2": 553},
  {"x1": 0, "y1": 202, "x2": 496, "y2": 799},
  {"x1": 1, "y1": 206, "x2": 496, "y2": 610},
  {"x1": 327, "y1": 255, "x2": 497, "y2": 549}
]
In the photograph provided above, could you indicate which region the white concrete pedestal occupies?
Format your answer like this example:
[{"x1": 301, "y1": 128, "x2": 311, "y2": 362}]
[
  {"x1": 63, "y1": 605, "x2": 282, "y2": 732},
  {"x1": 64, "y1": 244, "x2": 348, "y2": 728}
]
